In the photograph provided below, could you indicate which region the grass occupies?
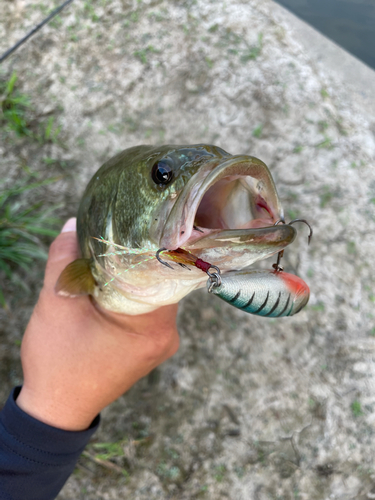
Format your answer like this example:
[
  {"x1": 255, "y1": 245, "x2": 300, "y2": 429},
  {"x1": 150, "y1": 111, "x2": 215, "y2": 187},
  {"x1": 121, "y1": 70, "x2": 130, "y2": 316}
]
[
  {"x1": 0, "y1": 176, "x2": 61, "y2": 307},
  {"x1": 307, "y1": 268, "x2": 314, "y2": 278},
  {"x1": 252, "y1": 124, "x2": 263, "y2": 138},
  {"x1": 205, "y1": 57, "x2": 214, "y2": 69},
  {"x1": 351, "y1": 400, "x2": 364, "y2": 418},
  {"x1": 320, "y1": 186, "x2": 334, "y2": 208},
  {"x1": 0, "y1": 71, "x2": 65, "y2": 307},
  {"x1": 214, "y1": 464, "x2": 227, "y2": 482},
  {"x1": 83, "y1": 2, "x2": 100, "y2": 22},
  {"x1": 134, "y1": 45, "x2": 158, "y2": 64},
  {"x1": 42, "y1": 116, "x2": 62, "y2": 143},
  {"x1": 208, "y1": 23, "x2": 219, "y2": 33},
  {"x1": 82, "y1": 438, "x2": 130, "y2": 477},
  {"x1": 241, "y1": 33, "x2": 263, "y2": 63},
  {"x1": 318, "y1": 120, "x2": 329, "y2": 132},
  {"x1": 316, "y1": 136, "x2": 333, "y2": 149},
  {"x1": 346, "y1": 241, "x2": 356, "y2": 255},
  {"x1": 89, "y1": 440, "x2": 126, "y2": 461},
  {"x1": 1, "y1": 72, "x2": 63, "y2": 145},
  {"x1": 310, "y1": 302, "x2": 325, "y2": 312},
  {"x1": 156, "y1": 462, "x2": 181, "y2": 480},
  {"x1": 0, "y1": 72, "x2": 32, "y2": 137}
]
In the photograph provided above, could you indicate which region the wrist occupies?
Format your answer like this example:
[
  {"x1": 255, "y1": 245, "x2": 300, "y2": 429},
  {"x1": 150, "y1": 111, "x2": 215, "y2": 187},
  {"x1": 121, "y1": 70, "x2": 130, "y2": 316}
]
[{"x1": 16, "y1": 385, "x2": 98, "y2": 431}]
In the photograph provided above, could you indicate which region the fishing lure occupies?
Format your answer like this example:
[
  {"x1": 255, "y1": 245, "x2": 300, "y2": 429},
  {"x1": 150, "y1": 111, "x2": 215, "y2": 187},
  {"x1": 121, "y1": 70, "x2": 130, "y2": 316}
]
[
  {"x1": 206, "y1": 269, "x2": 310, "y2": 317},
  {"x1": 156, "y1": 245, "x2": 309, "y2": 317},
  {"x1": 156, "y1": 218, "x2": 312, "y2": 318}
]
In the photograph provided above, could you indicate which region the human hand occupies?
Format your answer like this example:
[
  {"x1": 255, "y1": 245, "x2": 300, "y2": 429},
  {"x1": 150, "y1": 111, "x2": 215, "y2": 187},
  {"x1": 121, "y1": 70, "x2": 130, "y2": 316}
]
[{"x1": 16, "y1": 218, "x2": 179, "y2": 431}]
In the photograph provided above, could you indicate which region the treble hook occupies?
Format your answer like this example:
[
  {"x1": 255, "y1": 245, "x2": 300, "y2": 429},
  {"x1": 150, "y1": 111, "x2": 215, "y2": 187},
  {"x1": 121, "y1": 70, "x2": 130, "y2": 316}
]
[
  {"x1": 272, "y1": 217, "x2": 313, "y2": 271},
  {"x1": 274, "y1": 218, "x2": 285, "y2": 226},
  {"x1": 178, "y1": 263, "x2": 191, "y2": 270},
  {"x1": 288, "y1": 218, "x2": 313, "y2": 245},
  {"x1": 156, "y1": 248, "x2": 174, "y2": 270},
  {"x1": 156, "y1": 246, "x2": 222, "y2": 290},
  {"x1": 272, "y1": 250, "x2": 284, "y2": 272},
  {"x1": 272, "y1": 219, "x2": 286, "y2": 272}
]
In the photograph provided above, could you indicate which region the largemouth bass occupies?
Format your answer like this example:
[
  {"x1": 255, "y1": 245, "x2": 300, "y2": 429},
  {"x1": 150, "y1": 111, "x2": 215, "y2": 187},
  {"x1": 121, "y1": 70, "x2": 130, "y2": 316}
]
[{"x1": 56, "y1": 144, "x2": 301, "y2": 315}]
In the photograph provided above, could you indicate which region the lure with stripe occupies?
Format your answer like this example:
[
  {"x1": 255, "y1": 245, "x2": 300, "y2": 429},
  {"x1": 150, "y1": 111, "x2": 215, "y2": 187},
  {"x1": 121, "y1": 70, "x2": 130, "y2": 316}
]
[{"x1": 207, "y1": 269, "x2": 309, "y2": 317}]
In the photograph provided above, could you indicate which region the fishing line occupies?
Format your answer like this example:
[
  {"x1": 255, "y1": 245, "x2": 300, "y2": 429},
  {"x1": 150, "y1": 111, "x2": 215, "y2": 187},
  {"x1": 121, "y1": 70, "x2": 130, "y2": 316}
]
[
  {"x1": 103, "y1": 255, "x2": 155, "y2": 287},
  {"x1": 91, "y1": 236, "x2": 157, "y2": 287},
  {"x1": 94, "y1": 236, "x2": 201, "y2": 286},
  {"x1": 0, "y1": 0, "x2": 75, "y2": 64},
  {"x1": 93, "y1": 236, "x2": 155, "y2": 256}
]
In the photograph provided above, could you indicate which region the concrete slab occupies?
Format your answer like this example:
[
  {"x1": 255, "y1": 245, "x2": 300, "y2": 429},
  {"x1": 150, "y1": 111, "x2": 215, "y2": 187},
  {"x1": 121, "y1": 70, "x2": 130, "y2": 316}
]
[{"x1": 272, "y1": 0, "x2": 375, "y2": 116}]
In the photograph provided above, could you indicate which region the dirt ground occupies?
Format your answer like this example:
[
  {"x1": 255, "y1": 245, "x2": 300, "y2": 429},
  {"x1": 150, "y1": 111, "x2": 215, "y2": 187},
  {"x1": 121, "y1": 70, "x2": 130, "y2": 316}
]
[{"x1": 1, "y1": 0, "x2": 375, "y2": 499}]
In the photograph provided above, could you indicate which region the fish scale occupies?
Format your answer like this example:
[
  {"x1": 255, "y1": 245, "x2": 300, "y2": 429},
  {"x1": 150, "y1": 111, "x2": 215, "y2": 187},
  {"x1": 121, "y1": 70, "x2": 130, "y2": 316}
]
[{"x1": 207, "y1": 269, "x2": 310, "y2": 317}]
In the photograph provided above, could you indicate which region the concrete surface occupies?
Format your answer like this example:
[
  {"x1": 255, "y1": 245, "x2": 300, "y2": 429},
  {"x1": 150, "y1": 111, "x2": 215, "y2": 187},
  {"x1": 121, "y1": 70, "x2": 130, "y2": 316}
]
[
  {"x1": 272, "y1": 0, "x2": 375, "y2": 116},
  {"x1": 0, "y1": 1, "x2": 375, "y2": 499}
]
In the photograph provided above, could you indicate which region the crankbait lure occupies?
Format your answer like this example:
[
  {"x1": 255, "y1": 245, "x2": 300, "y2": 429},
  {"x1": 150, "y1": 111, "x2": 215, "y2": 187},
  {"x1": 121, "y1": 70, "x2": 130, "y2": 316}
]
[
  {"x1": 156, "y1": 218, "x2": 312, "y2": 318},
  {"x1": 206, "y1": 269, "x2": 310, "y2": 317}
]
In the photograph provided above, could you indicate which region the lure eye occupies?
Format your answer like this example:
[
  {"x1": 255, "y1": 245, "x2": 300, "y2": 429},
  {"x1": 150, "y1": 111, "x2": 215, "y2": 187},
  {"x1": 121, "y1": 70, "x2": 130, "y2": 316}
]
[{"x1": 151, "y1": 160, "x2": 173, "y2": 185}]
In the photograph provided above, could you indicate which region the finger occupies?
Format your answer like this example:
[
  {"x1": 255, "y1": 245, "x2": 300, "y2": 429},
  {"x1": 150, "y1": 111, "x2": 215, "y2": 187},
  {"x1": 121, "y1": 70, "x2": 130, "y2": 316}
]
[
  {"x1": 61, "y1": 217, "x2": 77, "y2": 234},
  {"x1": 43, "y1": 218, "x2": 79, "y2": 292}
]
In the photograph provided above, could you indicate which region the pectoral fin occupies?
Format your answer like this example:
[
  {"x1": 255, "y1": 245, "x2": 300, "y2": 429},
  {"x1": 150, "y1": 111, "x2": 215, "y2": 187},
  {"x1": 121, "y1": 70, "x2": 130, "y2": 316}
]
[{"x1": 55, "y1": 258, "x2": 97, "y2": 297}]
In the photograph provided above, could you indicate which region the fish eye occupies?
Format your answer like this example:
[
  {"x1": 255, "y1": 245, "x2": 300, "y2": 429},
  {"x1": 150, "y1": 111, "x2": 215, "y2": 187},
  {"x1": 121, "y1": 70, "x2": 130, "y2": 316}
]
[{"x1": 151, "y1": 160, "x2": 173, "y2": 185}]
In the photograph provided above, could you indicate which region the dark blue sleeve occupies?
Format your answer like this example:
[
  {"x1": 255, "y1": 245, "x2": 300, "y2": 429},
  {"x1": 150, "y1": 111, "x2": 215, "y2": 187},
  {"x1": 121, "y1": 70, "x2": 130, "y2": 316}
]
[{"x1": 0, "y1": 387, "x2": 100, "y2": 500}]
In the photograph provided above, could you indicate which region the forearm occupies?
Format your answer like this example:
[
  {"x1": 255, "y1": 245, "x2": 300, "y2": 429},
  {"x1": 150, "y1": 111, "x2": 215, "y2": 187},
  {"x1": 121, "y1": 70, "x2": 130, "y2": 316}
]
[{"x1": 0, "y1": 387, "x2": 99, "y2": 500}]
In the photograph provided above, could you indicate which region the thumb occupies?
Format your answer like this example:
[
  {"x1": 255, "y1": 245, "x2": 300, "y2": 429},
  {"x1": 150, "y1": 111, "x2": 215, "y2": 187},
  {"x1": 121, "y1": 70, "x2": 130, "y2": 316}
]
[{"x1": 43, "y1": 218, "x2": 79, "y2": 292}]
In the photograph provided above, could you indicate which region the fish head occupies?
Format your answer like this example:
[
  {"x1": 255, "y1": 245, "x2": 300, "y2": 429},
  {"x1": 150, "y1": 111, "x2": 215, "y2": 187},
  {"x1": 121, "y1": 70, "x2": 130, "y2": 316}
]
[
  {"x1": 79, "y1": 144, "x2": 293, "y2": 261},
  {"x1": 70, "y1": 144, "x2": 297, "y2": 313}
]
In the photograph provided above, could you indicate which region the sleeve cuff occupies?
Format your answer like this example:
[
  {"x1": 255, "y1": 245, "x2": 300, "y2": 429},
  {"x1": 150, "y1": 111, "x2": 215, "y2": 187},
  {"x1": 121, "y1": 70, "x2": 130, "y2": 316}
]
[{"x1": 0, "y1": 386, "x2": 100, "y2": 466}]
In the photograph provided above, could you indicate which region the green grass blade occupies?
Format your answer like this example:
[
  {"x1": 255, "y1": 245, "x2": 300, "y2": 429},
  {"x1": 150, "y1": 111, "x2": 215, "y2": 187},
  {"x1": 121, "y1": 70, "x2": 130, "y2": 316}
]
[{"x1": 5, "y1": 72, "x2": 17, "y2": 95}]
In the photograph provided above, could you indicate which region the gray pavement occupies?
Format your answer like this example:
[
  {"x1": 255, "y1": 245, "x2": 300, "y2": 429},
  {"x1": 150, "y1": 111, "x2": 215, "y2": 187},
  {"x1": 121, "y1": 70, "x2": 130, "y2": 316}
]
[{"x1": 272, "y1": 1, "x2": 375, "y2": 116}]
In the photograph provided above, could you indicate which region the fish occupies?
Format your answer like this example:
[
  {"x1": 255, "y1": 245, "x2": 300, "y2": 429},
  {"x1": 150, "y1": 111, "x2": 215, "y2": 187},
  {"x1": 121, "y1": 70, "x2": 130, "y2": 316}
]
[
  {"x1": 207, "y1": 269, "x2": 310, "y2": 317},
  {"x1": 56, "y1": 144, "x2": 301, "y2": 315}
]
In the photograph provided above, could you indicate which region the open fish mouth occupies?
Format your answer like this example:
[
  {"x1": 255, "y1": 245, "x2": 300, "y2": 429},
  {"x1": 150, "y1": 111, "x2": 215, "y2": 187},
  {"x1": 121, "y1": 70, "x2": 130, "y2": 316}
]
[{"x1": 160, "y1": 155, "x2": 295, "y2": 262}]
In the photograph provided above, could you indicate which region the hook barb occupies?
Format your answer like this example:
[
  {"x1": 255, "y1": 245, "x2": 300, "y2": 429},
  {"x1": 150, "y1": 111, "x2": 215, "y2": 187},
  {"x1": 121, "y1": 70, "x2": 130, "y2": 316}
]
[
  {"x1": 156, "y1": 248, "x2": 174, "y2": 270},
  {"x1": 178, "y1": 263, "x2": 191, "y2": 270}
]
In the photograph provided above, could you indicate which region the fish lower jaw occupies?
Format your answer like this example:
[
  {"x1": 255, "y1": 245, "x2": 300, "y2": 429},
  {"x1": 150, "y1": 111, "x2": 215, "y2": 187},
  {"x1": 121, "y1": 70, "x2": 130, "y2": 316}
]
[
  {"x1": 93, "y1": 276, "x2": 207, "y2": 315},
  {"x1": 163, "y1": 217, "x2": 283, "y2": 252},
  {"x1": 184, "y1": 219, "x2": 276, "y2": 245}
]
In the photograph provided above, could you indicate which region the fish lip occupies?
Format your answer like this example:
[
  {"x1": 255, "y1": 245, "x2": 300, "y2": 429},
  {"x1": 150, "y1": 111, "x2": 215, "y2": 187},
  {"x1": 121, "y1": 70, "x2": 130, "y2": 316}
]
[{"x1": 160, "y1": 155, "x2": 285, "y2": 250}]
